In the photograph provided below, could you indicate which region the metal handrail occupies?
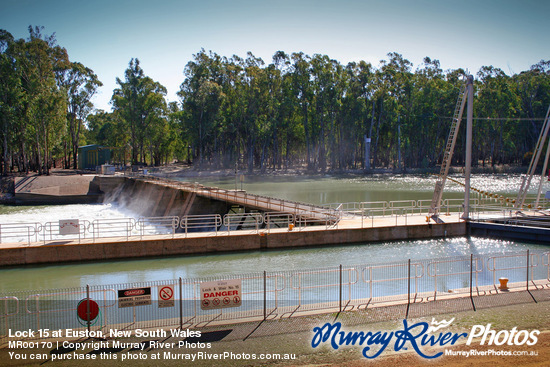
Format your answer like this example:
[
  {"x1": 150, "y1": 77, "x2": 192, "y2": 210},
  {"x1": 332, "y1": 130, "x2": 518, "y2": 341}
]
[
  {"x1": 487, "y1": 252, "x2": 539, "y2": 287},
  {"x1": 265, "y1": 212, "x2": 295, "y2": 232},
  {"x1": 0, "y1": 223, "x2": 41, "y2": 245},
  {"x1": 223, "y1": 213, "x2": 263, "y2": 232},
  {"x1": 0, "y1": 198, "x2": 544, "y2": 246},
  {"x1": 42, "y1": 220, "x2": 91, "y2": 244},
  {"x1": 91, "y1": 218, "x2": 135, "y2": 242},
  {"x1": 180, "y1": 214, "x2": 222, "y2": 235},
  {"x1": 136, "y1": 216, "x2": 179, "y2": 238},
  {"x1": 1, "y1": 296, "x2": 18, "y2": 317}
]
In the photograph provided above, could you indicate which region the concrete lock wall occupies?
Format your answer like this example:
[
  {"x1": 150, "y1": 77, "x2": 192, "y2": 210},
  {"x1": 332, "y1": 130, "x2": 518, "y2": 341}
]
[{"x1": 0, "y1": 222, "x2": 465, "y2": 266}]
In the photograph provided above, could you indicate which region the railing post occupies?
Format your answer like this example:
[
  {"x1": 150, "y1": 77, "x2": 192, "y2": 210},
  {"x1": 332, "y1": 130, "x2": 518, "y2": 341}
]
[
  {"x1": 86, "y1": 284, "x2": 91, "y2": 333},
  {"x1": 406, "y1": 259, "x2": 411, "y2": 319},
  {"x1": 470, "y1": 254, "x2": 476, "y2": 311},
  {"x1": 339, "y1": 264, "x2": 343, "y2": 313},
  {"x1": 361, "y1": 203, "x2": 364, "y2": 229},
  {"x1": 526, "y1": 249, "x2": 537, "y2": 303},
  {"x1": 179, "y1": 277, "x2": 183, "y2": 329},
  {"x1": 526, "y1": 249, "x2": 530, "y2": 292},
  {"x1": 263, "y1": 271, "x2": 267, "y2": 321}
]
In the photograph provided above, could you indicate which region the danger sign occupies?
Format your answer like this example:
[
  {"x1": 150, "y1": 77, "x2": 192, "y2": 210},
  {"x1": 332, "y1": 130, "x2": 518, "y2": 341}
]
[
  {"x1": 200, "y1": 279, "x2": 242, "y2": 310},
  {"x1": 158, "y1": 285, "x2": 175, "y2": 308},
  {"x1": 118, "y1": 287, "x2": 151, "y2": 308}
]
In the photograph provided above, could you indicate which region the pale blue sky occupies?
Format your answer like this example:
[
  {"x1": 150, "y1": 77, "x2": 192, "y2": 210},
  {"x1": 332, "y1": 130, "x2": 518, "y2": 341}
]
[{"x1": 1, "y1": 0, "x2": 548, "y2": 111}]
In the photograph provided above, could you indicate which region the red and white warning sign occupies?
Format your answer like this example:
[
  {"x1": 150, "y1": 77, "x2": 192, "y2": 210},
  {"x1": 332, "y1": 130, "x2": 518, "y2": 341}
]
[
  {"x1": 59, "y1": 219, "x2": 80, "y2": 235},
  {"x1": 158, "y1": 285, "x2": 175, "y2": 308},
  {"x1": 200, "y1": 279, "x2": 242, "y2": 310},
  {"x1": 118, "y1": 287, "x2": 151, "y2": 308}
]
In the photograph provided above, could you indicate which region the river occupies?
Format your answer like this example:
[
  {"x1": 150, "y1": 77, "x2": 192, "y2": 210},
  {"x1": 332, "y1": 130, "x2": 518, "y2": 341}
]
[{"x1": 1, "y1": 173, "x2": 549, "y2": 292}]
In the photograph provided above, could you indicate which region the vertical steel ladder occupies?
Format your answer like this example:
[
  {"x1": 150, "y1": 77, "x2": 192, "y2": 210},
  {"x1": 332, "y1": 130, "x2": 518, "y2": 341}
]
[{"x1": 429, "y1": 81, "x2": 468, "y2": 217}]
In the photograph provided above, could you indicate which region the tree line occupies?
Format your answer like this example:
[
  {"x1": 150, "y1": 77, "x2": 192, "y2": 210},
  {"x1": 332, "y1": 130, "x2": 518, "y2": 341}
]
[{"x1": 2, "y1": 27, "x2": 550, "y2": 176}]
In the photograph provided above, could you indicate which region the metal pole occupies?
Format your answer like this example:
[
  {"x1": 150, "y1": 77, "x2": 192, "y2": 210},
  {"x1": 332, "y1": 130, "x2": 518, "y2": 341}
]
[
  {"x1": 526, "y1": 250, "x2": 537, "y2": 303},
  {"x1": 527, "y1": 249, "x2": 529, "y2": 292},
  {"x1": 339, "y1": 265, "x2": 343, "y2": 313},
  {"x1": 86, "y1": 284, "x2": 91, "y2": 333},
  {"x1": 463, "y1": 75, "x2": 474, "y2": 220},
  {"x1": 535, "y1": 140, "x2": 550, "y2": 207},
  {"x1": 179, "y1": 277, "x2": 183, "y2": 329},
  {"x1": 263, "y1": 271, "x2": 267, "y2": 320},
  {"x1": 470, "y1": 254, "x2": 476, "y2": 311},
  {"x1": 406, "y1": 259, "x2": 411, "y2": 319}
]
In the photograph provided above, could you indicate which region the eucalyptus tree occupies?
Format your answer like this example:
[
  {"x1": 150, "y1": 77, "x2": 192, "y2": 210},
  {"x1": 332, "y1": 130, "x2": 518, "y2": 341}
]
[
  {"x1": 0, "y1": 30, "x2": 21, "y2": 175},
  {"x1": 272, "y1": 51, "x2": 298, "y2": 169},
  {"x1": 112, "y1": 58, "x2": 168, "y2": 165},
  {"x1": 513, "y1": 60, "x2": 550, "y2": 158},
  {"x1": 371, "y1": 52, "x2": 413, "y2": 169},
  {"x1": 241, "y1": 52, "x2": 269, "y2": 172},
  {"x1": 218, "y1": 55, "x2": 244, "y2": 167},
  {"x1": 342, "y1": 60, "x2": 375, "y2": 169},
  {"x1": 410, "y1": 57, "x2": 451, "y2": 168},
  {"x1": 178, "y1": 50, "x2": 225, "y2": 167},
  {"x1": 475, "y1": 66, "x2": 521, "y2": 166},
  {"x1": 144, "y1": 87, "x2": 171, "y2": 166},
  {"x1": 58, "y1": 62, "x2": 102, "y2": 168},
  {"x1": 290, "y1": 52, "x2": 313, "y2": 170},
  {"x1": 17, "y1": 26, "x2": 69, "y2": 175}
]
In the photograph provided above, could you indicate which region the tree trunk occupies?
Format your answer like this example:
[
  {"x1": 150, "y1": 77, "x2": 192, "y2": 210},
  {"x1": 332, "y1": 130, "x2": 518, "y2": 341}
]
[{"x1": 2, "y1": 126, "x2": 8, "y2": 176}]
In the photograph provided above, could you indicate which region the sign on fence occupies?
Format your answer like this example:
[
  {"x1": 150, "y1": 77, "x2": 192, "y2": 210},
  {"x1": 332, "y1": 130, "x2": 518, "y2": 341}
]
[
  {"x1": 158, "y1": 285, "x2": 175, "y2": 308},
  {"x1": 59, "y1": 219, "x2": 79, "y2": 235},
  {"x1": 76, "y1": 298, "x2": 99, "y2": 321},
  {"x1": 118, "y1": 287, "x2": 152, "y2": 308},
  {"x1": 200, "y1": 279, "x2": 242, "y2": 310}
]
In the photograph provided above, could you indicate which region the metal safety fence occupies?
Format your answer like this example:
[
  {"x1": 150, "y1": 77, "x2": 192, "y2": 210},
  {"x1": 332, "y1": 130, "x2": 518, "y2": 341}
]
[
  {"x1": 1, "y1": 249, "x2": 548, "y2": 344},
  {"x1": 2, "y1": 195, "x2": 548, "y2": 245},
  {"x1": 0, "y1": 210, "x2": 340, "y2": 246}
]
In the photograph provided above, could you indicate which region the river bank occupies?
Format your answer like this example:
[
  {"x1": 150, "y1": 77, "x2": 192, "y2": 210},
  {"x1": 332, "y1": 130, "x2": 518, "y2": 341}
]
[{"x1": 0, "y1": 162, "x2": 530, "y2": 185}]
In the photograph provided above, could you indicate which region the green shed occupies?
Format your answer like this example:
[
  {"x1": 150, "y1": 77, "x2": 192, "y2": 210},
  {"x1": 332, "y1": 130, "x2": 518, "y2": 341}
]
[{"x1": 77, "y1": 144, "x2": 112, "y2": 170}]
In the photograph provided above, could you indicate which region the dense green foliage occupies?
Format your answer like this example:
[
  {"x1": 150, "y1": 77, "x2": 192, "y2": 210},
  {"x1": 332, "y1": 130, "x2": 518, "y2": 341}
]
[
  {"x1": 0, "y1": 27, "x2": 101, "y2": 174},
  {"x1": 170, "y1": 50, "x2": 550, "y2": 172},
  {"x1": 1, "y1": 27, "x2": 550, "y2": 175}
]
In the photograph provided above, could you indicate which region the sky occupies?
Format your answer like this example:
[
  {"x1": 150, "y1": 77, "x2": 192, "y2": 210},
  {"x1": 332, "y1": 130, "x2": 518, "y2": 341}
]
[{"x1": 1, "y1": 0, "x2": 548, "y2": 111}]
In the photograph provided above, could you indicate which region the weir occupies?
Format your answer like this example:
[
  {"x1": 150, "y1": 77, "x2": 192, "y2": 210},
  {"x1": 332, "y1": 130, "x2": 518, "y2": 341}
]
[{"x1": 13, "y1": 175, "x2": 339, "y2": 224}]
